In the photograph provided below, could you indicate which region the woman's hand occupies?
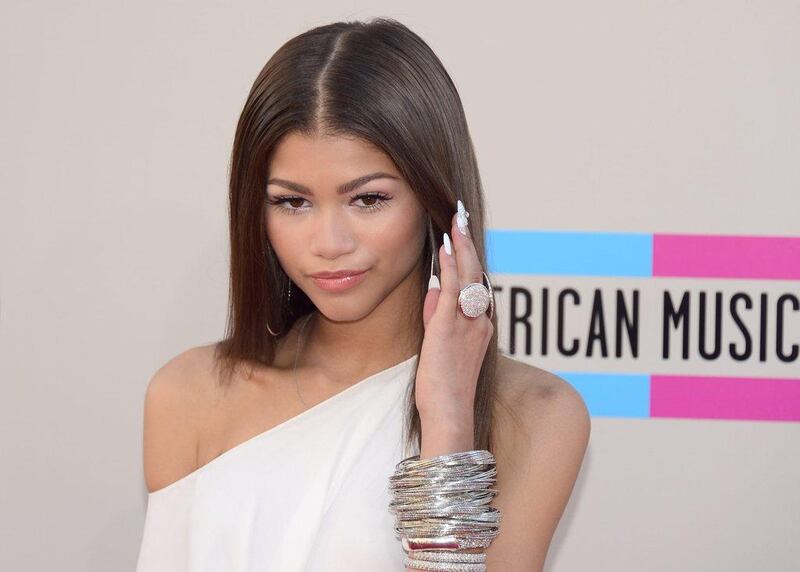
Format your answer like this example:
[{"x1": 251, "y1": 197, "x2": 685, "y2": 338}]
[{"x1": 415, "y1": 206, "x2": 494, "y2": 427}]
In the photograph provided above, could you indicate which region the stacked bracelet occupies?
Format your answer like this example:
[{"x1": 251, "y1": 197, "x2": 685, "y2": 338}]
[
  {"x1": 404, "y1": 549, "x2": 487, "y2": 571},
  {"x1": 387, "y1": 450, "x2": 502, "y2": 571}
]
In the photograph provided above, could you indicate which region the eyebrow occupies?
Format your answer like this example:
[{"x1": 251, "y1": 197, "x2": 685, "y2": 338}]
[{"x1": 266, "y1": 172, "x2": 400, "y2": 196}]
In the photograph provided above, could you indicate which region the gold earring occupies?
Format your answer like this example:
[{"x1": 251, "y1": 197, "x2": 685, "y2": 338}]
[
  {"x1": 265, "y1": 241, "x2": 291, "y2": 336},
  {"x1": 267, "y1": 277, "x2": 290, "y2": 337}
]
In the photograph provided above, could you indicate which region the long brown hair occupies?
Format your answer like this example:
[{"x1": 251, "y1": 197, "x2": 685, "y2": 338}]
[{"x1": 214, "y1": 17, "x2": 518, "y2": 463}]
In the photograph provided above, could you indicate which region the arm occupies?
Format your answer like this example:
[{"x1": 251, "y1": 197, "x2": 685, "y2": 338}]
[
  {"x1": 487, "y1": 377, "x2": 591, "y2": 571},
  {"x1": 400, "y1": 212, "x2": 497, "y2": 570},
  {"x1": 408, "y1": 375, "x2": 591, "y2": 572},
  {"x1": 142, "y1": 348, "x2": 206, "y2": 493},
  {"x1": 404, "y1": 413, "x2": 485, "y2": 572}
]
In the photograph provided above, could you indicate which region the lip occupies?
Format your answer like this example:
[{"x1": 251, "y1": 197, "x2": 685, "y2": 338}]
[
  {"x1": 310, "y1": 269, "x2": 368, "y2": 292},
  {"x1": 310, "y1": 269, "x2": 368, "y2": 279}
]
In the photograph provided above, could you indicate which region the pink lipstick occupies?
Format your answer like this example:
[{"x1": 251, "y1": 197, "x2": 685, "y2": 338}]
[{"x1": 310, "y1": 269, "x2": 368, "y2": 292}]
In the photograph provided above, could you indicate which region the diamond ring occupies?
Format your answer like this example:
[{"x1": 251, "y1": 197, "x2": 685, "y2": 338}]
[{"x1": 457, "y1": 271, "x2": 494, "y2": 319}]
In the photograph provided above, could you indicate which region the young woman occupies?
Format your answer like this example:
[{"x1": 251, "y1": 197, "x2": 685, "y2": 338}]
[{"x1": 136, "y1": 17, "x2": 590, "y2": 572}]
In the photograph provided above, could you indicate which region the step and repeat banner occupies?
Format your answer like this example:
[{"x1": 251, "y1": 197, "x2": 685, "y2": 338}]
[{"x1": 490, "y1": 231, "x2": 799, "y2": 422}]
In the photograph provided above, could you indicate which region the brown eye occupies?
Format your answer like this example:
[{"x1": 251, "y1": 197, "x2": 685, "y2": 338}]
[
  {"x1": 353, "y1": 192, "x2": 391, "y2": 212},
  {"x1": 266, "y1": 195, "x2": 309, "y2": 215},
  {"x1": 267, "y1": 192, "x2": 391, "y2": 215}
]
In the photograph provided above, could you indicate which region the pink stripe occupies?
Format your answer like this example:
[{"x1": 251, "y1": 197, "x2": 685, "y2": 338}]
[
  {"x1": 653, "y1": 234, "x2": 800, "y2": 280},
  {"x1": 651, "y1": 374, "x2": 800, "y2": 422}
]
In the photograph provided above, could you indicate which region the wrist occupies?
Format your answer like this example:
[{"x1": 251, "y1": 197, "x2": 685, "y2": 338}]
[
  {"x1": 419, "y1": 413, "x2": 475, "y2": 459},
  {"x1": 419, "y1": 405, "x2": 474, "y2": 432}
]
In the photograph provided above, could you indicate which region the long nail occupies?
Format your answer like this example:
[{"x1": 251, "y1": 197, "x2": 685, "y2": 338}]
[
  {"x1": 428, "y1": 274, "x2": 440, "y2": 290},
  {"x1": 443, "y1": 232, "x2": 452, "y2": 255},
  {"x1": 456, "y1": 199, "x2": 470, "y2": 236}
]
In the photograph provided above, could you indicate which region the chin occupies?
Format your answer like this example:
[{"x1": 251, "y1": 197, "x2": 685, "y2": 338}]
[{"x1": 305, "y1": 290, "x2": 382, "y2": 324}]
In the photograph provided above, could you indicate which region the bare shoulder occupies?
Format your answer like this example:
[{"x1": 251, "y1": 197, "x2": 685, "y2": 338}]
[
  {"x1": 494, "y1": 353, "x2": 591, "y2": 471},
  {"x1": 495, "y1": 353, "x2": 591, "y2": 442},
  {"x1": 486, "y1": 354, "x2": 591, "y2": 571},
  {"x1": 142, "y1": 343, "x2": 219, "y2": 494}
]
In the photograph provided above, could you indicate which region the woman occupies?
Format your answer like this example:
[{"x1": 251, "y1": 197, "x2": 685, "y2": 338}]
[{"x1": 135, "y1": 17, "x2": 590, "y2": 572}]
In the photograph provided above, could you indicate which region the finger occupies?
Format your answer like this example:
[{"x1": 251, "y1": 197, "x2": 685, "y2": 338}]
[
  {"x1": 422, "y1": 277, "x2": 440, "y2": 329},
  {"x1": 436, "y1": 232, "x2": 460, "y2": 318},
  {"x1": 450, "y1": 207, "x2": 484, "y2": 288}
]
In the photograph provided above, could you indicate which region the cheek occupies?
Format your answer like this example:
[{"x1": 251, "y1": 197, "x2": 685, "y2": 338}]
[
  {"x1": 367, "y1": 207, "x2": 426, "y2": 261},
  {"x1": 265, "y1": 218, "x2": 298, "y2": 263}
]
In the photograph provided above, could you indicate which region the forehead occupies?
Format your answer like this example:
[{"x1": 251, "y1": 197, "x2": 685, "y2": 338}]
[{"x1": 268, "y1": 132, "x2": 400, "y2": 177}]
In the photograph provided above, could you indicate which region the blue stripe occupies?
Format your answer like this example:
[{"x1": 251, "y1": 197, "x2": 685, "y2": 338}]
[
  {"x1": 486, "y1": 230, "x2": 653, "y2": 277},
  {"x1": 554, "y1": 371, "x2": 651, "y2": 418}
]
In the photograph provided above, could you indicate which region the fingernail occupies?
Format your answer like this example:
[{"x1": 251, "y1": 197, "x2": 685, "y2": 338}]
[
  {"x1": 428, "y1": 274, "x2": 440, "y2": 290},
  {"x1": 443, "y1": 232, "x2": 452, "y2": 256},
  {"x1": 456, "y1": 200, "x2": 470, "y2": 236}
]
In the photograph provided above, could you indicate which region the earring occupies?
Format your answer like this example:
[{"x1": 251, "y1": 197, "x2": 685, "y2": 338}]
[
  {"x1": 265, "y1": 239, "x2": 292, "y2": 336},
  {"x1": 267, "y1": 276, "x2": 291, "y2": 337}
]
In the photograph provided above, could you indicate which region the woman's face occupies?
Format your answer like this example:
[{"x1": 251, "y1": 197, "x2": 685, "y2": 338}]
[{"x1": 265, "y1": 131, "x2": 427, "y2": 321}]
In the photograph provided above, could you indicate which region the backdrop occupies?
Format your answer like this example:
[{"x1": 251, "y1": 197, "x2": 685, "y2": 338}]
[{"x1": 1, "y1": 2, "x2": 798, "y2": 570}]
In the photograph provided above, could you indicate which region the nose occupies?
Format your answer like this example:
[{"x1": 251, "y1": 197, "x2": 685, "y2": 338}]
[{"x1": 308, "y1": 206, "x2": 357, "y2": 259}]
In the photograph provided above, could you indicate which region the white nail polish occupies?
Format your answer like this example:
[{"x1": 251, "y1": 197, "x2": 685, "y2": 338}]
[
  {"x1": 443, "y1": 232, "x2": 452, "y2": 255},
  {"x1": 456, "y1": 199, "x2": 470, "y2": 236},
  {"x1": 428, "y1": 274, "x2": 440, "y2": 290}
]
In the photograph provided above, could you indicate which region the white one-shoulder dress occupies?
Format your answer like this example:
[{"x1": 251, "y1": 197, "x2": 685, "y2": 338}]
[{"x1": 135, "y1": 353, "x2": 420, "y2": 572}]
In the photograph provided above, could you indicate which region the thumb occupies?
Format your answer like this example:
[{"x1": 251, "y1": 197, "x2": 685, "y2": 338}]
[{"x1": 422, "y1": 274, "x2": 441, "y2": 330}]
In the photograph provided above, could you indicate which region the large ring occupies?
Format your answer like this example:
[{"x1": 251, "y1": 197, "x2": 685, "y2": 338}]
[{"x1": 457, "y1": 271, "x2": 494, "y2": 319}]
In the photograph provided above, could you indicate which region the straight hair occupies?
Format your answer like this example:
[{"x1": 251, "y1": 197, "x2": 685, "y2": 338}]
[{"x1": 213, "y1": 17, "x2": 522, "y2": 465}]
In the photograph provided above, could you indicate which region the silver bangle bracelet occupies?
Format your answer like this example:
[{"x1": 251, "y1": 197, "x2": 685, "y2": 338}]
[
  {"x1": 403, "y1": 557, "x2": 487, "y2": 572},
  {"x1": 387, "y1": 449, "x2": 502, "y2": 568},
  {"x1": 405, "y1": 545, "x2": 488, "y2": 571},
  {"x1": 409, "y1": 550, "x2": 487, "y2": 563}
]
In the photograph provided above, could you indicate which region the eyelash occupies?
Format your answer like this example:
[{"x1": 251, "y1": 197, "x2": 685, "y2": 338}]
[{"x1": 266, "y1": 192, "x2": 392, "y2": 216}]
